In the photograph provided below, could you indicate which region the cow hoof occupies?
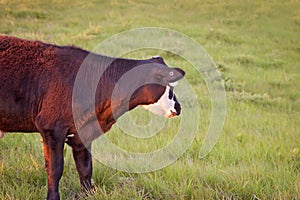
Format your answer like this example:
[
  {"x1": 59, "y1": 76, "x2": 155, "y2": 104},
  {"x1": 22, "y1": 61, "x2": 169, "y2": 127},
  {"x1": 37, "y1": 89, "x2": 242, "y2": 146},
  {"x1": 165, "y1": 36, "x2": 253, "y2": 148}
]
[{"x1": 0, "y1": 131, "x2": 7, "y2": 138}]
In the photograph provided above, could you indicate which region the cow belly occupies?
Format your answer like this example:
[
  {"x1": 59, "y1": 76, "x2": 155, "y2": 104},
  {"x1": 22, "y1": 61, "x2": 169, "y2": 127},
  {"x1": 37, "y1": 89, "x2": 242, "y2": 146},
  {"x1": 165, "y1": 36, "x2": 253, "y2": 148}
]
[
  {"x1": 0, "y1": 94, "x2": 38, "y2": 132},
  {"x1": 0, "y1": 114, "x2": 37, "y2": 132}
]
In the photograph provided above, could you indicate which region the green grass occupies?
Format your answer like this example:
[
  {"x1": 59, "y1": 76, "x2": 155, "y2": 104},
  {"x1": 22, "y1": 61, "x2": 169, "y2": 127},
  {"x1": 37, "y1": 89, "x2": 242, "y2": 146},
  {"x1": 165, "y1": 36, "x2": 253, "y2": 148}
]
[{"x1": 1, "y1": 0, "x2": 300, "y2": 199}]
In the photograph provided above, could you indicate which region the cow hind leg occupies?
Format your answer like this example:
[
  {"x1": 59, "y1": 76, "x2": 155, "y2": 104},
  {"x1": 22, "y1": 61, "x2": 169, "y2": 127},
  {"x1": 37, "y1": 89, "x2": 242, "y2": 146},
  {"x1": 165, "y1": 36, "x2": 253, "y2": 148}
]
[{"x1": 72, "y1": 144, "x2": 93, "y2": 194}]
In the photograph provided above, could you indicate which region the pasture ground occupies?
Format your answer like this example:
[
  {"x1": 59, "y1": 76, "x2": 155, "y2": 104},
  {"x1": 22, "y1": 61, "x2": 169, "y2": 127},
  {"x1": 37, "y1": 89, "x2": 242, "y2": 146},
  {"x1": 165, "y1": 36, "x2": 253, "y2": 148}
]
[{"x1": 0, "y1": 1, "x2": 299, "y2": 199}]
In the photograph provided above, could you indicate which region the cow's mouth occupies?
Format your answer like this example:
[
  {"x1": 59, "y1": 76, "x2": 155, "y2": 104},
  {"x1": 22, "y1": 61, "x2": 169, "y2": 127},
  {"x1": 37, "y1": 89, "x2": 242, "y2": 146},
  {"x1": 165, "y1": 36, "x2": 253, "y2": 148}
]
[{"x1": 168, "y1": 110, "x2": 178, "y2": 118}]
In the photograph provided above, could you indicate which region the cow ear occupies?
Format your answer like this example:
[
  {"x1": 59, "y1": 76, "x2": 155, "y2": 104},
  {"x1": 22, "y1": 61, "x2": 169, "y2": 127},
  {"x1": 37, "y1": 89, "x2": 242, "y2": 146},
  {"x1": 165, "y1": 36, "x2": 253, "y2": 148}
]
[{"x1": 153, "y1": 66, "x2": 185, "y2": 83}]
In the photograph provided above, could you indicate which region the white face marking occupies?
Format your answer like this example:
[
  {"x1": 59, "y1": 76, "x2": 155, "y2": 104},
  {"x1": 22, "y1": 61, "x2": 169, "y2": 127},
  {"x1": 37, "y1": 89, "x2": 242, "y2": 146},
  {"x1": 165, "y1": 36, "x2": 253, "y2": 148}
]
[
  {"x1": 168, "y1": 81, "x2": 178, "y2": 87},
  {"x1": 142, "y1": 83, "x2": 179, "y2": 118}
]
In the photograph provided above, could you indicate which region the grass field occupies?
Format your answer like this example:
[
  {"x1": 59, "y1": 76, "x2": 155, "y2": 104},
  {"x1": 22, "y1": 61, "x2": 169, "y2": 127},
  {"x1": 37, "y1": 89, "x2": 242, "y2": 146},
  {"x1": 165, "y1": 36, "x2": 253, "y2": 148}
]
[{"x1": 0, "y1": 0, "x2": 299, "y2": 199}]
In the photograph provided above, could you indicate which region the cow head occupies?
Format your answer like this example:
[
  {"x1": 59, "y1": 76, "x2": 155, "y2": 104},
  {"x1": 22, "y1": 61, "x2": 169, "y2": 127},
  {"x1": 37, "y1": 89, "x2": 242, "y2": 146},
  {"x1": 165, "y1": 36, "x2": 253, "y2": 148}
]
[{"x1": 140, "y1": 56, "x2": 185, "y2": 118}]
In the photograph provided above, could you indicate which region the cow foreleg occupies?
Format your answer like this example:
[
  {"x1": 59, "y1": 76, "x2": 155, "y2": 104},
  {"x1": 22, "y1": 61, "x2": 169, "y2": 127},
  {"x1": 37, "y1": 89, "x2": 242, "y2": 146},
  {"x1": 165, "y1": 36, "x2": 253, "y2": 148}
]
[
  {"x1": 72, "y1": 144, "x2": 93, "y2": 193},
  {"x1": 42, "y1": 138, "x2": 65, "y2": 200},
  {"x1": 35, "y1": 116, "x2": 67, "y2": 200}
]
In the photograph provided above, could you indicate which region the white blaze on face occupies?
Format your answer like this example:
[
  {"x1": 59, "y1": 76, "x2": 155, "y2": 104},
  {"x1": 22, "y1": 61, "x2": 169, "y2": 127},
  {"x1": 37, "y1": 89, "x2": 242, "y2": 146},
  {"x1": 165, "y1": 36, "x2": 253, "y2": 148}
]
[{"x1": 142, "y1": 82, "x2": 179, "y2": 118}]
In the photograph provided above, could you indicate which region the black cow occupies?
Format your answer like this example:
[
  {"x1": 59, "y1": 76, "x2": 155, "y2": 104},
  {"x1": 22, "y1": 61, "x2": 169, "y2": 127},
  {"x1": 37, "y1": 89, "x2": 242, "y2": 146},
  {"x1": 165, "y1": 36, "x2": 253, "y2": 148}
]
[{"x1": 0, "y1": 35, "x2": 185, "y2": 200}]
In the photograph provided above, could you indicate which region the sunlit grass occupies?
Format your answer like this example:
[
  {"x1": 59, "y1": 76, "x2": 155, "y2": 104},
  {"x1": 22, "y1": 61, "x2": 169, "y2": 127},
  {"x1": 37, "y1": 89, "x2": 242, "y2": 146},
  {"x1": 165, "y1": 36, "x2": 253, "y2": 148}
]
[{"x1": 0, "y1": 0, "x2": 299, "y2": 199}]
